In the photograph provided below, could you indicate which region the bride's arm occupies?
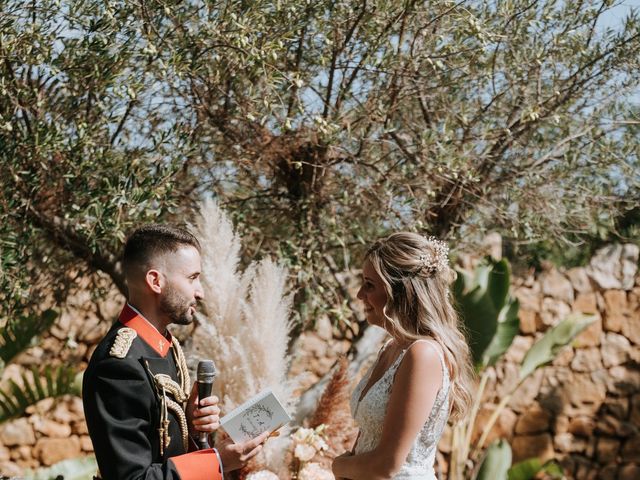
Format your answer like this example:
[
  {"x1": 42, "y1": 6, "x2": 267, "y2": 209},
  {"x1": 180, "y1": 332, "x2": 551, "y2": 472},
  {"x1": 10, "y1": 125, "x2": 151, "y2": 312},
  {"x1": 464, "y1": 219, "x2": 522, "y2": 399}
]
[{"x1": 331, "y1": 342, "x2": 444, "y2": 480}]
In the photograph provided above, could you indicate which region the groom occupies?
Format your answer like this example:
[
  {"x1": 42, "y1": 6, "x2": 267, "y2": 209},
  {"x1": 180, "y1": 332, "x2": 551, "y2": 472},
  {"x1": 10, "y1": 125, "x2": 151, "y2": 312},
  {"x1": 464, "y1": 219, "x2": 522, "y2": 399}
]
[{"x1": 83, "y1": 224, "x2": 267, "y2": 479}]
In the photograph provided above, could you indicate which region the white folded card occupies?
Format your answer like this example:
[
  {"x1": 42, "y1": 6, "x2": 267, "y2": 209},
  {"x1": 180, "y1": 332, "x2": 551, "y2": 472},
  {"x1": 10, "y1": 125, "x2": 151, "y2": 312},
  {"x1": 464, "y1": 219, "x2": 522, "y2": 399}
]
[{"x1": 219, "y1": 389, "x2": 291, "y2": 443}]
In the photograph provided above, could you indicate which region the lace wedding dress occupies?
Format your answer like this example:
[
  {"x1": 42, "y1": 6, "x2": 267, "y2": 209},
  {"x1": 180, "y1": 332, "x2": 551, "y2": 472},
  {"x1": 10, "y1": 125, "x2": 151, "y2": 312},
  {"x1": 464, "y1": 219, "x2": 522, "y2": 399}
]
[{"x1": 349, "y1": 340, "x2": 451, "y2": 479}]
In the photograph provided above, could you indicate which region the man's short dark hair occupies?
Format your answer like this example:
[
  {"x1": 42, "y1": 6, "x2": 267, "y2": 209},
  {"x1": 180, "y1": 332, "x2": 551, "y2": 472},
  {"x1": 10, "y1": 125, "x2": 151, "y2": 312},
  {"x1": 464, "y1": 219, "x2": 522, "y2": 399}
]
[{"x1": 123, "y1": 224, "x2": 201, "y2": 278}]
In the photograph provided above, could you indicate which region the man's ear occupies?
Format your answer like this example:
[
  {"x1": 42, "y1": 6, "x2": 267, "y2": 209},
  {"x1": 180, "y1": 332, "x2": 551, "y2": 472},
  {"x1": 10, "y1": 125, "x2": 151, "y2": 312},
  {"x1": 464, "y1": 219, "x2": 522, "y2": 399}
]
[{"x1": 145, "y1": 270, "x2": 163, "y2": 294}]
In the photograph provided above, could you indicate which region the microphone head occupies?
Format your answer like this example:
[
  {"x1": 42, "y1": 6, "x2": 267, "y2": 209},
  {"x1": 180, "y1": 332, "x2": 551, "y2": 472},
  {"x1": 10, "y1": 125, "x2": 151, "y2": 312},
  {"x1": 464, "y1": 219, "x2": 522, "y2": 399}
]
[{"x1": 197, "y1": 360, "x2": 217, "y2": 383}]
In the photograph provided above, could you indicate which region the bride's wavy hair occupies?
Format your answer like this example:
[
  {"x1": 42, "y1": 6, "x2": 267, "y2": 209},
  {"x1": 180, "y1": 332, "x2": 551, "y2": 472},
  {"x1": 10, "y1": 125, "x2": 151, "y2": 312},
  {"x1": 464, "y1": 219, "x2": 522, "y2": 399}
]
[{"x1": 365, "y1": 232, "x2": 475, "y2": 421}]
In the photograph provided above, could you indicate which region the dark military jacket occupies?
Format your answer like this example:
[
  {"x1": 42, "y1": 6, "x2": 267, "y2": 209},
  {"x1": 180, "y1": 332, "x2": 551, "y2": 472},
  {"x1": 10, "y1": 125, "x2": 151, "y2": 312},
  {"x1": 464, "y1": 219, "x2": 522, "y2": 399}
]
[{"x1": 83, "y1": 304, "x2": 223, "y2": 480}]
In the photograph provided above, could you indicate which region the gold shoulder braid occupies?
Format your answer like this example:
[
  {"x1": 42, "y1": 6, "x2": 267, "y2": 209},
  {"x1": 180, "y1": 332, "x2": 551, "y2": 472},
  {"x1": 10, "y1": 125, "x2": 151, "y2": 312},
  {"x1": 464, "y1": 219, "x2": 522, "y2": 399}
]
[
  {"x1": 109, "y1": 328, "x2": 137, "y2": 358},
  {"x1": 171, "y1": 337, "x2": 191, "y2": 395},
  {"x1": 154, "y1": 374, "x2": 189, "y2": 454}
]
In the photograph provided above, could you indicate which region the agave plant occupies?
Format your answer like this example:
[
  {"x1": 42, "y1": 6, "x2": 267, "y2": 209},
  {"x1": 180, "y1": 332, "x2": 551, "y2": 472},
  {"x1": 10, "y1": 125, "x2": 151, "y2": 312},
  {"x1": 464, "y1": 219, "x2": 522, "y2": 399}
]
[
  {"x1": 0, "y1": 309, "x2": 81, "y2": 423},
  {"x1": 449, "y1": 257, "x2": 596, "y2": 480}
]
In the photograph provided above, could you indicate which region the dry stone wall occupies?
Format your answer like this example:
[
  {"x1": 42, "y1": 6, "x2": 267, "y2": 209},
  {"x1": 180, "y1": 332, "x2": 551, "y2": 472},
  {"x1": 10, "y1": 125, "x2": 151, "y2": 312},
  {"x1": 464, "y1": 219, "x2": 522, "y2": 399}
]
[{"x1": 0, "y1": 244, "x2": 638, "y2": 479}]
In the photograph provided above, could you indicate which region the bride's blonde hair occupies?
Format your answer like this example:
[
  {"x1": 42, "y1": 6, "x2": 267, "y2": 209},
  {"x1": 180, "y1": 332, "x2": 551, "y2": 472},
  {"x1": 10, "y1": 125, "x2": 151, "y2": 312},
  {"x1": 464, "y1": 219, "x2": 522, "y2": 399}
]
[{"x1": 365, "y1": 232, "x2": 475, "y2": 421}]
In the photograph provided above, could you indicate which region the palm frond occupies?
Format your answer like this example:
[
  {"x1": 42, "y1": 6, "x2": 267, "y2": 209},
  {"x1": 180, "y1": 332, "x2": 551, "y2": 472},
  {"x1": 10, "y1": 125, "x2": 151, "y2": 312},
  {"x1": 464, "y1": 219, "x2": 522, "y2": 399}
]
[
  {"x1": 0, "y1": 365, "x2": 79, "y2": 423},
  {"x1": 0, "y1": 309, "x2": 58, "y2": 365}
]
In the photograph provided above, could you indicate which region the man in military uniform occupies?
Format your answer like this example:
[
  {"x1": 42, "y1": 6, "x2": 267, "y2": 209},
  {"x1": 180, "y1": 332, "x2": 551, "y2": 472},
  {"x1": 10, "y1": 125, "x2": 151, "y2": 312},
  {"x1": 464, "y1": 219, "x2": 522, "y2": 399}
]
[{"x1": 83, "y1": 224, "x2": 267, "y2": 480}]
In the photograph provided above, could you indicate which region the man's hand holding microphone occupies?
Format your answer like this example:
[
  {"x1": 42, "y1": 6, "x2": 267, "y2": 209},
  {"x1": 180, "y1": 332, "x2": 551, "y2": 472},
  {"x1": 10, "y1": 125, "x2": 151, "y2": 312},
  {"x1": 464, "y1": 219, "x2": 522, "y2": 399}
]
[{"x1": 186, "y1": 360, "x2": 269, "y2": 472}]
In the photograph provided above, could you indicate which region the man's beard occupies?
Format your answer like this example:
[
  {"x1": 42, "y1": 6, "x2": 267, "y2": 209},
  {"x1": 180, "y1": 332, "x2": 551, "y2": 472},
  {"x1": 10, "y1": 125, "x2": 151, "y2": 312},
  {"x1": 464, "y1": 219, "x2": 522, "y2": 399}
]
[{"x1": 159, "y1": 285, "x2": 196, "y2": 325}]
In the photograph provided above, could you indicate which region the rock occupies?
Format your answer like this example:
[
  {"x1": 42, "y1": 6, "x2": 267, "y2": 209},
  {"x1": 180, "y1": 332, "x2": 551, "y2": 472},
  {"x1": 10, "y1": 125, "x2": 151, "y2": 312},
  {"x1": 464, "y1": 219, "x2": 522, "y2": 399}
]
[
  {"x1": 598, "y1": 464, "x2": 618, "y2": 480},
  {"x1": 540, "y1": 297, "x2": 571, "y2": 328},
  {"x1": 567, "y1": 373, "x2": 607, "y2": 415},
  {"x1": 602, "y1": 332, "x2": 632, "y2": 367},
  {"x1": 574, "y1": 456, "x2": 595, "y2": 480},
  {"x1": 0, "y1": 461, "x2": 23, "y2": 477},
  {"x1": 552, "y1": 346, "x2": 575, "y2": 366},
  {"x1": 603, "y1": 290, "x2": 630, "y2": 333},
  {"x1": 568, "y1": 416, "x2": 596, "y2": 437},
  {"x1": 25, "y1": 397, "x2": 55, "y2": 415},
  {"x1": 315, "y1": 316, "x2": 334, "y2": 341},
  {"x1": 621, "y1": 313, "x2": 640, "y2": 346},
  {"x1": 607, "y1": 366, "x2": 640, "y2": 395},
  {"x1": 553, "y1": 415, "x2": 570, "y2": 434},
  {"x1": 51, "y1": 400, "x2": 75, "y2": 424},
  {"x1": 621, "y1": 435, "x2": 640, "y2": 462},
  {"x1": 12, "y1": 445, "x2": 31, "y2": 461},
  {"x1": 594, "y1": 412, "x2": 636, "y2": 437},
  {"x1": 631, "y1": 394, "x2": 640, "y2": 426},
  {"x1": 33, "y1": 436, "x2": 81, "y2": 466},
  {"x1": 518, "y1": 309, "x2": 539, "y2": 334},
  {"x1": 505, "y1": 335, "x2": 534, "y2": 364},
  {"x1": 300, "y1": 334, "x2": 328, "y2": 359},
  {"x1": 573, "y1": 292, "x2": 598, "y2": 314},
  {"x1": 571, "y1": 347, "x2": 603, "y2": 372},
  {"x1": 541, "y1": 270, "x2": 574, "y2": 304},
  {"x1": 66, "y1": 395, "x2": 84, "y2": 416},
  {"x1": 31, "y1": 416, "x2": 72, "y2": 438},
  {"x1": 514, "y1": 286, "x2": 541, "y2": 311},
  {"x1": 567, "y1": 267, "x2": 593, "y2": 293},
  {"x1": 0, "y1": 445, "x2": 8, "y2": 462},
  {"x1": 72, "y1": 420, "x2": 89, "y2": 435},
  {"x1": 509, "y1": 369, "x2": 544, "y2": 413},
  {"x1": 0, "y1": 418, "x2": 36, "y2": 446},
  {"x1": 511, "y1": 433, "x2": 554, "y2": 463},
  {"x1": 481, "y1": 232, "x2": 502, "y2": 259},
  {"x1": 604, "y1": 397, "x2": 630, "y2": 421},
  {"x1": 514, "y1": 404, "x2": 550, "y2": 434},
  {"x1": 471, "y1": 405, "x2": 517, "y2": 444},
  {"x1": 574, "y1": 314, "x2": 603, "y2": 348},
  {"x1": 587, "y1": 244, "x2": 639, "y2": 290},
  {"x1": 619, "y1": 463, "x2": 640, "y2": 480},
  {"x1": 597, "y1": 437, "x2": 621, "y2": 463},
  {"x1": 554, "y1": 432, "x2": 588, "y2": 453},
  {"x1": 80, "y1": 435, "x2": 94, "y2": 452}
]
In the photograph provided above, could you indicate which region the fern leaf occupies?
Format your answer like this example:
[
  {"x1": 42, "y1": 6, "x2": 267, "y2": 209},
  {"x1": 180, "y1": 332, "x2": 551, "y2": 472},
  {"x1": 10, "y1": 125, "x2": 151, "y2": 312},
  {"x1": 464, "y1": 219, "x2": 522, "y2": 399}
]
[{"x1": 0, "y1": 309, "x2": 58, "y2": 365}]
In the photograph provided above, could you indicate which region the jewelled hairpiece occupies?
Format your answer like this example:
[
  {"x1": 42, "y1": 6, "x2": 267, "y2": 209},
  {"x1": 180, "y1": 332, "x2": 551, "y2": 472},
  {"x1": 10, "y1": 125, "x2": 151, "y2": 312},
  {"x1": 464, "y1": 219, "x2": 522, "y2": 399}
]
[{"x1": 416, "y1": 236, "x2": 449, "y2": 276}]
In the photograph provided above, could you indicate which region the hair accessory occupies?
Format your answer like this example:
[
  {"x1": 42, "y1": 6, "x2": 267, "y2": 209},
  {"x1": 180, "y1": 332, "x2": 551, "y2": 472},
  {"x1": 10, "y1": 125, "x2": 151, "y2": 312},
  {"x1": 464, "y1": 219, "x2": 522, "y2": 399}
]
[{"x1": 416, "y1": 236, "x2": 449, "y2": 276}]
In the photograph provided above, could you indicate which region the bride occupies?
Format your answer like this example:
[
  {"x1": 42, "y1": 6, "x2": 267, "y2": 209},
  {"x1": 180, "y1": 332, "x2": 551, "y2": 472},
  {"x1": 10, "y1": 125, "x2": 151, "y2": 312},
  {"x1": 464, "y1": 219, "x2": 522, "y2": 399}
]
[{"x1": 331, "y1": 232, "x2": 475, "y2": 480}]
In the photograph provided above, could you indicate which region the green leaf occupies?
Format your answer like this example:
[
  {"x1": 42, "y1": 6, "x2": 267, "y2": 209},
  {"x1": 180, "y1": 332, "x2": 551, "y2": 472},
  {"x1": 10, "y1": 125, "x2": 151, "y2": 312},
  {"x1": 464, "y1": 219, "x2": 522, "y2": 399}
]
[
  {"x1": 482, "y1": 298, "x2": 520, "y2": 367},
  {"x1": 508, "y1": 458, "x2": 564, "y2": 480},
  {"x1": 474, "y1": 439, "x2": 512, "y2": 480},
  {"x1": 519, "y1": 313, "x2": 596, "y2": 380},
  {"x1": 0, "y1": 310, "x2": 58, "y2": 365},
  {"x1": 487, "y1": 259, "x2": 510, "y2": 310},
  {"x1": 0, "y1": 366, "x2": 80, "y2": 423}
]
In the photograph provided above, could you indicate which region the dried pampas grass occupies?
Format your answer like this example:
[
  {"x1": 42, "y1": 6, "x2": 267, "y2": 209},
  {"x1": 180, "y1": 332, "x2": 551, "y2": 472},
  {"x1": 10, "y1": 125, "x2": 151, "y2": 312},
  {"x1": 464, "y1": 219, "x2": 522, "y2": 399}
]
[
  {"x1": 184, "y1": 199, "x2": 297, "y2": 475},
  {"x1": 308, "y1": 357, "x2": 358, "y2": 467}
]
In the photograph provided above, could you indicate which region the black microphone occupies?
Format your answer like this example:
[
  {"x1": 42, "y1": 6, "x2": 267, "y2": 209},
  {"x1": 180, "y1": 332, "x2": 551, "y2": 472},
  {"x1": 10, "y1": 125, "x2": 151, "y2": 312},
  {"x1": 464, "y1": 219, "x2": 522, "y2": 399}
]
[{"x1": 196, "y1": 360, "x2": 217, "y2": 450}]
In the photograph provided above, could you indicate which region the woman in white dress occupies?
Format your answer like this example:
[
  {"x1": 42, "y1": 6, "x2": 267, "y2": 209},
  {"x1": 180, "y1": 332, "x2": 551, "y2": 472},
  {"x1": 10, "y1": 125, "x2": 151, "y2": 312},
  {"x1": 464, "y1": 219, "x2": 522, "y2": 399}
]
[{"x1": 331, "y1": 232, "x2": 475, "y2": 480}]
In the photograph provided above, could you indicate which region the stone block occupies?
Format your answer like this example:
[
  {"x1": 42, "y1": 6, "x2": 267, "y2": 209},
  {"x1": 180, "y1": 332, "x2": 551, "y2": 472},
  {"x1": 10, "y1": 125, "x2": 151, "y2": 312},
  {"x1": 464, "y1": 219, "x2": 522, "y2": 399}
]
[
  {"x1": 471, "y1": 405, "x2": 517, "y2": 444},
  {"x1": 0, "y1": 461, "x2": 23, "y2": 477},
  {"x1": 540, "y1": 297, "x2": 571, "y2": 328},
  {"x1": 574, "y1": 313, "x2": 603, "y2": 348},
  {"x1": 595, "y1": 414, "x2": 636, "y2": 438},
  {"x1": 573, "y1": 292, "x2": 598, "y2": 314},
  {"x1": 566, "y1": 373, "x2": 607, "y2": 415},
  {"x1": 597, "y1": 437, "x2": 621, "y2": 463},
  {"x1": 618, "y1": 463, "x2": 640, "y2": 480},
  {"x1": 567, "y1": 267, "x2": 593, "y2": 293},
  {"x1": 33, "y1": 436, "x2": 81, "y2": 466},
  {"x1": 541, "y1": 269, "x2": 575, "y2": 304},
  {"x1": 571, "y1": 347, "x2": 603, "y2": 372},
  {"x1": 514, "y1": 287, "x2": 541, "y2": 311},
  {"x1": 31, "y1": 416, "x2": 72, "y2": 438},
  {"x1": 80, "y1": 435, "x2": 94, "y2": 452},
  {"x1": 568, "y1": 416, "x2": 595, "y2": 437},
  {"x1": 518, "y1": 309, "x2": 539, "y2": 334},
  {"x1": 554, "y1": 432, "x2": 587, "y2": 453},
  {"x1": 587, "y1": 244, "x2": 639, "y2": 290},
  {"x1": 508, "y1": 369, "x2": 544, "y2": 413},
  {"x1": 631, "y1": 394, "x2": 640, "y2": 426},
  {"x1": 504, "y1": 335, "x2": 534, "y2": 364},
  {"x1": 552, "y1": 346, "x2": 575, "y2": 366},
  {"x1": 607, "y1": 366, "x2": 640, "y2": 395},
  {"x1": 602, "y1": 396, "x2": 630, "y2": 420},
  {"x1": 621, "y1": 435, "x2": 640, "y2": 462},
  {"x1": 514, "y1": 404, "x2": 550, "y2": 434},
  {"x1": 602, "y1": 332, "x2": 632, "y2": 367},
  {"x1": 598, "y1": 464, "x2": 618, "y2": 480},
  {"x1": 512, "y1": 433, "x2": 554, "y2": 463},
  {"x1": 0, "y1": 418, "x2": 36, "y2": 447}
]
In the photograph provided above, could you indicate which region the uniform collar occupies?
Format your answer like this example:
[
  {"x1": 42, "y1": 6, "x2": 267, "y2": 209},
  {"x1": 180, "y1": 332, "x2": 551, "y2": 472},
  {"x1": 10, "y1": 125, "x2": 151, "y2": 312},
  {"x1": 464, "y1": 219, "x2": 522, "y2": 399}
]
[{"x1": 118, "y1": 303, "x2": 172, "y2": 357}]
